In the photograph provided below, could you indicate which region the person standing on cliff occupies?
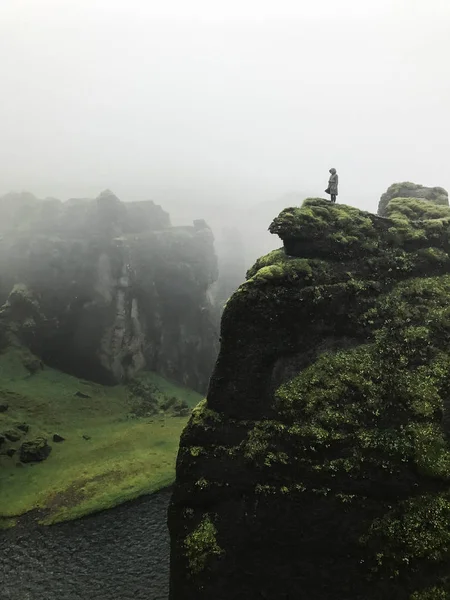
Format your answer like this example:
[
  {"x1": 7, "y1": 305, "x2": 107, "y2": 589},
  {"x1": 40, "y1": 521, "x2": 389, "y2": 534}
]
[{"x1": 325, "y1": 168, "x2": 339, "y2": 203}]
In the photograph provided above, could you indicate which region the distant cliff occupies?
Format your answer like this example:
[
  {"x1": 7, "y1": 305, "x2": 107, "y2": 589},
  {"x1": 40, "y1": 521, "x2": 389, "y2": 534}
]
[
  {"x1": 0, "y1": 190, "x2": 218, "y2": 392},
  {"x1": 169, "y1": 190, "x2": 450, "y2": 598}
]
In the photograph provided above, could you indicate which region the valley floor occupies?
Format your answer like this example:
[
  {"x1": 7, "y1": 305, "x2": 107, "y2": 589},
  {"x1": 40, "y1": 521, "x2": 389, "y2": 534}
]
[{"x1": 0, "y1": 348, "x2": 201, "y2": 526}]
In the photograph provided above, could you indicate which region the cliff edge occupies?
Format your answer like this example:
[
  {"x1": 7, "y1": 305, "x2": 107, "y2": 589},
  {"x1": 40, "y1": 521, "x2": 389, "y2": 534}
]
[{"x1": 169, "y1": 194, "x2": 450, "y2": 599}]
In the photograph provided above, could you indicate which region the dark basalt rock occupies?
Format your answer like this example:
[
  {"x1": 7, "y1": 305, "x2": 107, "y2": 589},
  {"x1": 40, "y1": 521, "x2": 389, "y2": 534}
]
[
  {"x1": 23, "y1": 355, "x2": 44, "y2": 374},
  {"x1": 4, "y1": 429, "x2": 21, "y2": 442},
  {"x1": 52, "y1": 434, "x2": 65, "y2": 443},
  {"x1": 16, "y1": 423, "x2": 29, "y2": 433},
  {"x1": 6, "y1": 448, "x2": 16, "y2": 457},
  {"x1": 169, "y1": 196, "x2": 450, "y2": 600},
  {"x1": 19, "y1": 437, "x2": 51, "y2": 463},
  {"x1": 0, "y1": 403, "x2": 8, "y2": 412},
  {"x1": 82, "y1": 435, "x2": 91, "y2": 441},
  {"x1": 75, "y1": 391, "x2": 91, "y2": 399}
]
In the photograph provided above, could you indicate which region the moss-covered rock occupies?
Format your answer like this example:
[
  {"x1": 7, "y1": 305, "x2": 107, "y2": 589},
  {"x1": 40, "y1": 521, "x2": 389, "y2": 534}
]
[
  {"x1": 386, "y1": 197, "x2": 450, "y2": 222},
  {"x1": 19, "y1": 437, "x2": 51, "y2": 463},
  {"x1": 169, "y1": 198, "x2": 450, "y2": 599},
  {"x1": 378, "y1": 182, "x2": 448, "y2": 217}
]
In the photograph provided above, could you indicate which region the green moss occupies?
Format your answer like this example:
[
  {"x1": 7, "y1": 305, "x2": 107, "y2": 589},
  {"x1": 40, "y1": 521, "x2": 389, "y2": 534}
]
[
  {"x1": 244, "y1": 419, "x2": 286, "y2": 462},
  {"x1": 246, "y1": 248, "x2": 285, "y2": 278},
  {"x1": 246, "y1": 247, "x2": 323, "y2": 282},
  {"x1": 244, "y1": 243, "x2": 450, "y2": 304},
  {"x1": 194, "y1": 477, "x2": 210, "y2": 489},
  {"x1": 411, "y1": 587, "x2": 450, "y2": 599},
  {"x1": 189, "y1": 446, "x2": 205, "y2": 457},
  {"x1": 378, "y1": 182, "x2": 449, "y2": 216},
  {"x1": 211, "y1": 274, "x2": 450, "y2": 589},
  {"x1": 383, "y1": 199, "x2": 450, "y2": 246},
  {"x1": 264, "y1": 198, "x2": 450, "y2": 271},
  {"x1": 386, "y1": 198, "x2": 450, "y2": 222},
  {"x1": 416, "y1": 247, "x2": 450, "y2": 265},
  {"x1": 247, "y1": 256, "x2": 315, "y2": 285},
  {"x1": 269, "y1": 200, "x2": 379, "y2": 250},
  {"x1": 254, "y1": 484, "x2": 279, "y2": 495},
  {"x1": 184, "y1": 514, "x2": 224, "y2": 575},
  {"x1": 169, "y1": 189, "x2": 450, "y2": 596},
  {"x1": 189, "y1": 398, "x2": 222, "y2": 428},
  {"x1": 0, "y1": 347, "x2": 203, "y2": 524},
  {"x1": 364, "y1": 494, "x2": 450, "y2": 569},
  {"x1": 246, "y1": 248, "x2": 350, "y2": 289},
  {"x1": 244, "y1": 274, "x2": 450, "y2": 584},
  {"x1": 270, "y1": 277, "x2": 450, "y2": 481}
]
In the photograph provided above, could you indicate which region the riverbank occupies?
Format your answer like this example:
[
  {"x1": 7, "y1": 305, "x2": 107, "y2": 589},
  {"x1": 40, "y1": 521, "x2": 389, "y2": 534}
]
[{"x1": 0, "y1": 348, "x2": 200, "y2": 525}]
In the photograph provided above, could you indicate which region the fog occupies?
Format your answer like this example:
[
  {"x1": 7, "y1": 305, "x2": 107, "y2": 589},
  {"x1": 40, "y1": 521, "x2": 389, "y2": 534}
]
[{"x1": 1, "y1": 0, "x2": 449, "y2": 223}]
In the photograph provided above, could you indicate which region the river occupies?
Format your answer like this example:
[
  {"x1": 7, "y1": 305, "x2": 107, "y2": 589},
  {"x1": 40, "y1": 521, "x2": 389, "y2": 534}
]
[{"x1": 0, "y1": 488, "x2": 171, "y2": 600}]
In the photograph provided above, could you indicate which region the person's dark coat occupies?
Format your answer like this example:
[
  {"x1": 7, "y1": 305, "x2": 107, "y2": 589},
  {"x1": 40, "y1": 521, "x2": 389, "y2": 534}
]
[{"x1": 328, "y1": 168, "x2": 338, "y2": 195}]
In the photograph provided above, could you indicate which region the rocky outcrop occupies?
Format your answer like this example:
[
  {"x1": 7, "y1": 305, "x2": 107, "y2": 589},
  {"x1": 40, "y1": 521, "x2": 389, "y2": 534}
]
[
  {"x1": 378, "y1": 181, "x2": 448, "y2": 216},
  {"x1": 19, "y1": 437, "x2": 52, "y2": 463},
  {"x1": 169, "y1": 197, "x2": 450, "y2": 599},
  {"x1": 0, "y1": 191, "x2": 218, "y2": 392},
  {"x1": 4, "y1": 429, "x2": 21, "y2": 442}
]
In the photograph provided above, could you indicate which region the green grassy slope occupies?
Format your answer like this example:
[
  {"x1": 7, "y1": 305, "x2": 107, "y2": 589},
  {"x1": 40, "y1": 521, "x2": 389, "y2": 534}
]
[{"x1": 0, "y1": 348, "x2": 201, "y2": 525}]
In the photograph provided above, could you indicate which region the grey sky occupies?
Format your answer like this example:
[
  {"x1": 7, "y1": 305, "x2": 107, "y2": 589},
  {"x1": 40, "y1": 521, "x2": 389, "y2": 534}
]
[{"x1": 1, "y1": 0, "x2": 449, "y2": 214}]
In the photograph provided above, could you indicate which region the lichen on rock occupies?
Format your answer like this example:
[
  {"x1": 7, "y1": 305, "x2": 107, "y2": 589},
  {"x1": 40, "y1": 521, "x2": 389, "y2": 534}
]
[{"x1": 169, "y1": 196, "x2": 450, "y2": 600}]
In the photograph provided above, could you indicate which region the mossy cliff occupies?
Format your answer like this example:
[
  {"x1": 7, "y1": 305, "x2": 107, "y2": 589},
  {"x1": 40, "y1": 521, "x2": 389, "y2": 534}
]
[
  {"x1": 0, "y1": 190, "x2": 218, "y2": 392},
  {"x1": 169, "y1": 196, "x2": 450, "y2": 599}
]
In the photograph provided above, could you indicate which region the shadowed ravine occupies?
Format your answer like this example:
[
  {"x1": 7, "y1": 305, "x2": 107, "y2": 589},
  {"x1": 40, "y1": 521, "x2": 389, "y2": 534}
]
[{"x1": 1, "y1": 488, "x2": 171, "y2": 600}]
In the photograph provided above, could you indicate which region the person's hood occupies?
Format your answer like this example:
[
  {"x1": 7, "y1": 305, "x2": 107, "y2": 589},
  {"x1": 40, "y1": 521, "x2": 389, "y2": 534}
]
[{"x1": 329, "y1": 168, "x2": 337, "y2": 174}]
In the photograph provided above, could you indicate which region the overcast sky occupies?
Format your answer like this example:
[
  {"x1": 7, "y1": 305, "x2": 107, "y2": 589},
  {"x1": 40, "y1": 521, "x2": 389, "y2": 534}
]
[{"x1": 0, "y1": 0, "x2": 449, "y2": 213}]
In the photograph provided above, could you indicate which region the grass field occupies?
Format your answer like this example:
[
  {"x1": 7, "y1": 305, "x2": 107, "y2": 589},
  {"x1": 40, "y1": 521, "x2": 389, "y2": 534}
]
[{"x1": 0, "y1": 348, "x2": 201, "y2": 525}]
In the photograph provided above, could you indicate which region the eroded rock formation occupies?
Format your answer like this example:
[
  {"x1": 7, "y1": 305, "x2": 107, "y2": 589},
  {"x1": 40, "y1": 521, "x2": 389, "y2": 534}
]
[
  {"x1": 378, "y1": 181, "x2": 448, "y2": 217},
  {"x1": 0, "y1": 191, "x2": 218, "y2": 391},
  {"x1": 169, "y1": 194, "x2": 450, "y2": 599}
]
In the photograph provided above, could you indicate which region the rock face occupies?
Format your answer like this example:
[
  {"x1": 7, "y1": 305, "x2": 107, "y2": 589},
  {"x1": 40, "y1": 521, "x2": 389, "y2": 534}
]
[
  {"x1": 169, "y1": 197, "x2": 450, "y2": 599},
  {"x1": 378, "y1": 181, "x2": 448, "y2": 216},
  {"x1": 0, "y1": 190, "x2": 218, "y2": 391}
]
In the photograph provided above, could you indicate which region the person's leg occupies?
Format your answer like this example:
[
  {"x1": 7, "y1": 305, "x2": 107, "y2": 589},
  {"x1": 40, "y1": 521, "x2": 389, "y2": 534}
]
[{"x1": 331, "y1": 194, "x2": 336, "y2": 203}]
